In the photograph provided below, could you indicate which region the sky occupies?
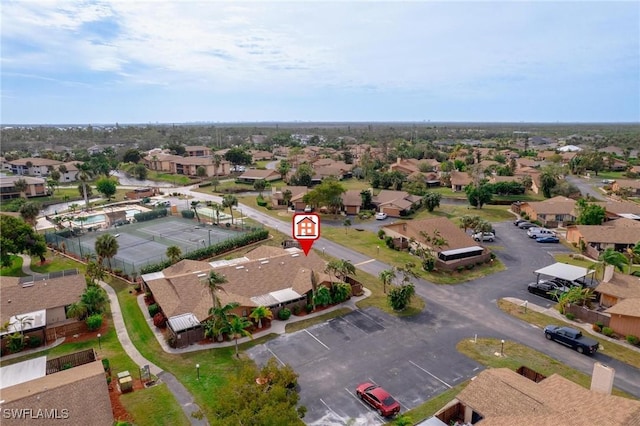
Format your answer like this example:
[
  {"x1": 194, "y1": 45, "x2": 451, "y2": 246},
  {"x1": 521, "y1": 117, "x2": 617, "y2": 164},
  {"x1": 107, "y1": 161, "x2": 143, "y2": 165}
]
[{"x1": 1, "y1": 1, "x2": 639, "y2": 124}]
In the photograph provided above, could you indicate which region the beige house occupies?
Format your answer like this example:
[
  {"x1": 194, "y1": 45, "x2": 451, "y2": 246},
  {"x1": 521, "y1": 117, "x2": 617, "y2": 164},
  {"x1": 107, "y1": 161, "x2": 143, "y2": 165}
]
[
  {"x1": 0, "y1": 176, "x2": 47, "y2": 200},
  {"x1": 612, "y1": 179, "x2": 640, "y2": 196},
  {"x1": 432, "y1": 366, "x2": 640, "y2": 425},
  {"x1": 184, "y1": 145, "x2": 211, "y2": 157},
  {"x1": 606, "y1": 298, "x2": 640, "y2": 338},
  {"x1": 8, "y1": 157, "x2": 62, "y2": 177},
  {"x1": 341, "y1": 189, "x2": 364, "y2": 215},
  {"x1": 237, "y1": 169, "x2": 281, "y2": 184},
  {"x1": 270, "y1": 185, "x2": 309, "y2": 210},
  {"x1": 372, "y1": 190, "x2": 422, "y2": 217},
  {"x1": 595, "y1": 272, "x2": 640, "y2": 338},
  {"x1": 566, "y1": 218, "x2": 640, "y2": 258},
  {"x1": 389, "y1": 157, "x2": 440, "y2": 175},
  {"x1": 520, "y1": 196, "x2": 577, "y2": 227},
  {"x1": 449, "y1": 171, "x2": 473, "y2": 192}
]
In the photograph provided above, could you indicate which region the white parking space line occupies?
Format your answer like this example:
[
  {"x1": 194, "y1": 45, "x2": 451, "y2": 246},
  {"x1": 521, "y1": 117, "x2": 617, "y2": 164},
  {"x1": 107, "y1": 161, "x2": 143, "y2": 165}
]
[
  {"x1": 319, "y1": 398, "x2": 340, "y2": 419},
  {"x1": 340, "y1": 316, "x2": 368, "y2": 334},
  {"x1": 304, "y1": 329, "x2": 330, "y2": 350},
  {"x1": 266, "y1": 347, "x2": 285, "y2": 366},
  {"x1": 409, "y1": 360, "x2": 452, "y2": 389},
  {"x1": 345, "y1": 388, "x2": 386, "y2": 423}
]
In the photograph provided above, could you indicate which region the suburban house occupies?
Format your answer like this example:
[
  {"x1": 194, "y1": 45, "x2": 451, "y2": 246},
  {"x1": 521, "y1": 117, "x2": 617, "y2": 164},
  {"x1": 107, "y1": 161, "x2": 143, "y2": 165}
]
[
  {"x1": 9, "y1": 157, "x2": 63, "y2": 177},
  {"x1": 519, "y1": 196, "x2": 577, "y2": 227},
  {"x1": 270, "y1": 186, "x2": 309, "y2": 210},
  {"x1": 566, "y1": 218, "x2": 640, "y2": 258},
  {"x1": 171, "y1": 156, "x2": 215, "y2": 177},
  {"x1": 594, "y1": 200, "x2": 640, "y2": 221},
  {"x1": 612, "y1": 179, "x2": 640, "y2": 196},
  {"x1": 449, "y1": 171, "x2": 473, "y2": 192},
  {"x1": 0, "y1": 271, "x2": 87, "y2": 349},
  {"x1": 0, "y1": 350, "x2": 113, "y2": 426},
  {"x1": 605, "y1": 298, "x2": 640, "y2": 339},
  {"x1": 236, "y1": 169, "x2": 281, "y2": 184},
  {"x1": 184, "y1": 145, "x2": 211, "y2": 157},
  {"x1": 341, "y1": 189, "x2": 365, "y2": 215},
  {"x1": 608, "y1": 157, "x2": 629, "y2": 171},
  {"x1": 592, "y1": 269, "x2": 640, "y2": 338},
  {"x1": 430, "y1": 364, "x2": 640, "y2": 425},
  {"x1": 124, "y1": 187, "x2": 157, "y2": 200},
  {"x1": 141, "y1": 246, "x2": 337, "y2": 347},
  {"x1": 372, "y1": 190, "x2": 422, "y2": 217},
  {"x1": 382, "y1": 217, "x2": 490, "y2": 271},
  {"x1": 142, "y1": 152, "x2": 184, "y2": 172},
  {"x1": 250, "y1": 150, "x2": 274, "y2": 162},
  {"x1": 0, "y1": 176, "x2": 47, "y2": 200},
  {"x1": 57, "y1": 161, "x2": 81, "y2": 182},
  {"x1": 389, "y1": 157, "x2": 440, "y2": 175}
]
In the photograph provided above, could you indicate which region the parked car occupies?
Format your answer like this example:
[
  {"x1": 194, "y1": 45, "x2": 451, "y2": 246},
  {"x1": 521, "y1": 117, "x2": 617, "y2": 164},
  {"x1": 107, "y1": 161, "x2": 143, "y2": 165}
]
[
  {"x1": 303, "y1": 205, "x2": 313, "y2": 213},
  {"x1": 514, "y1": 218, "x2": 528, "y2": 226},
  {"x1": 601, "y1": 179, "x2": 615, "y2": 184},
  {"x1": 551, "y1": 277, "x2": 597, "y2": 289},
  {"x1": 375, "y1": 212, "x2": 388, "y2": 220},
  {"x1": 355, "y1": 383, "x2": 401, "y2": 417},
  {"x1": 543, "y1": 325, "x2": 599, "y2": 355},
  {"x1": 472, "y1": 232, "x2": 495, "y2": 242},
  {"x1": 518, "y1": 222, "x2": 536, "y2": 229},
  {"x1": 527, "y1": 280, "x2": 569, "y2": 300},
  {"x1": 527, "y1": 228, "x2": 556, "y2": 239},
  {"x1": 536, "y1": 236, "x2": 560, "y2": 243}
]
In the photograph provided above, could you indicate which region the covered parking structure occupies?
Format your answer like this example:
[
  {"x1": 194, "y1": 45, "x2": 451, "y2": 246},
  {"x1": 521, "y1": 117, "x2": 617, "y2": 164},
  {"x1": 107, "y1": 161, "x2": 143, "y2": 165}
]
[{"x1": 534, "y1": 262, "x2": 598, "y2": 287}]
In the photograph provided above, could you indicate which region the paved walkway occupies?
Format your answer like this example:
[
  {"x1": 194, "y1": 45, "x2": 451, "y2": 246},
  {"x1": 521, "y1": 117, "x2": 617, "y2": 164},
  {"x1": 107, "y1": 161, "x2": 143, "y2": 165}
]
[
  {"x1": 18, "y1": 255, "x2": 207, "y2": 425},
  {"x1": 504, "y1": 297, "x2": 640, "y2": 354}
]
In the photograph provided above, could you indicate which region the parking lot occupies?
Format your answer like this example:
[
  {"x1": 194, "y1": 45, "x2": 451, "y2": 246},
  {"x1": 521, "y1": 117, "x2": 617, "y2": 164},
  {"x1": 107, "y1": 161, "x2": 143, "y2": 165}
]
[{"x1": 248, "y1": 308, "x2": 483, "y2": 425}]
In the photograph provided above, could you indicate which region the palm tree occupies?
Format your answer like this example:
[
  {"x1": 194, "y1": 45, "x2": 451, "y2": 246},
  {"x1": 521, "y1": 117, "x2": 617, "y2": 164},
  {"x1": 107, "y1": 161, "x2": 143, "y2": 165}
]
[
  {"x1": 249, "y1": 306, "x2": 273, "y2": 329},
  {"x1": 76, "y1": 163, "x2": 93, "y2": 211},
  {"x1": 334, "y1": 259, "x2": 356, "y2": 281},
  {"x1": 222, "y1": 194, "x2": 238, "y2": 224},
  {"x1": 166, "y1": 246, "x2": 182, "y2": 264},
  {"x1": 212, "y1": 154, "x2": 222, "y2": 177},
  {"x1": 253, "y1": 179, "x2": 267, "y2": 196},
  {"x1": 379, "y1": 269, "x2": 396, "y2": 294},
  {"x1": 67, "y1": 301, "x2": 89, "y2": 320},
  {"x1": 282, "y1": 190, "x2": 293, "y2": 208},
  {"x1": 459, "y1": 215, "x2": 480, "y2": 233},
  {"x1": 13, "y1": 178, "x2": 28, "y2": 198},
  {"x1": 86, "y1": 260, "x2": 106, "y2": 285},
  {"x1": 191, "y1": 200, "x2": 201, "y2": 222},
  {"x1": 227, "y1": 316, "x2": 253, "y2": 357},
  {"x1": 207, "y1": 302, "x2": 239, "y2": 341},
  {"x1": 211, "y1": 202, "x2": 222, "y2": 225},
  {"x1": 81, "y1": 285, "x2": 108, "y2": 315},
  {"x1": 324, "y1": 260, "x2": 341, "y2": 283},
  {"x1": 95, "y1": 233, "x2": 119, "y2": 271},
  {"x1": 277, "y1": 160, "x2": 291, "y2": 181},
  {"x1": 625, "y1": 241, "x2": 640, "y2": 274},
  {"x1": 343, "y1": 218, "x2": 351, "y2": 234},
  {"x1": 599, "y1": 248, "x2": 629, "y2": 274},
  {"x1": 204, "y1": 270, "x2": 227, "y2": 310},
  {"x1": 19, "y1": 201, "x2": 41, "y2": 226}
]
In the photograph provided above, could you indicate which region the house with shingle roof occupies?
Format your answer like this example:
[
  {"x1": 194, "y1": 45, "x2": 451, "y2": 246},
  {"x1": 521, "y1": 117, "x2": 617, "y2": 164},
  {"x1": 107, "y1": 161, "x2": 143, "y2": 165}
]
[
  {"x1": 430, "y1": 366, "x2": 640, "y2": 425},
  {"x1": 237, "y1": 169, "x2": 281, "y2": 183},
  {"x1": 605, "y1": 298, "x2": 640, "y2": 338},
  {"x1": 449, "y1": 171, "x2": 474, "y2": 192},
  {"x1": 0, "y1": 176, "x2": 47, "y2": 200},
  {"x1": 520, "y1": 196, "x2": 577, "y2": 227},
  {"x1": 270, "y1": 185, "x2": 309, "y2": 210},
  {"x1": 9, "y1": 157, "x2": 63, "y2": 177},
  {"x1": 341, "y1": 189, "x2": 365, "y2": 215},
  {"x1": 566, "y1": 218, "x2": 640, "y2": 258},
  {"x1": 389, "y1": 158, "x2": 440, "y2": 176},
  {"x1": 593, "y1": 200, "x2": 640, "y2": 220},
  {"x1": 250, "y1": 150, "x2": 274, "y2": 162},
  {"x1": 142, "y1": 246, "x2": 336, "y2": 347},
  {"x1": 372, "y1": 190, "x2": 422, "y2": 217},
  {"x1": 593, "y1": 271, "x2": 640, "y2": 338},
  {"x1": 612, "y1": 179, "x2": 640, "y2": 196},
  {"x1": 382, "y1": 217, "x2": 490, "y2": 271}
]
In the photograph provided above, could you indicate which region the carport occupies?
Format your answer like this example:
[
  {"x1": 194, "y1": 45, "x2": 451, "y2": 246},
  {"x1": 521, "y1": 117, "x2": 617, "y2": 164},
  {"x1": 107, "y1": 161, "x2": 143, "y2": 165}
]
[{"x1": 534, "y1": 262, "x2": 597, "y2": 286}]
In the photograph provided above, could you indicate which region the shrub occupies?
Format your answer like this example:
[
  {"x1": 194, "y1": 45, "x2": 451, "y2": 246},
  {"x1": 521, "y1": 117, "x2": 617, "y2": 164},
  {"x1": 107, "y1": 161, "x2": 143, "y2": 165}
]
[
  {"x1": 134, "y1": 208, "x2": 168, "y2": 222},
  {"x1": 595, "y1": 321, "x2": 604, "y2": 329},
  {"x1": 28, "y1": 336, "x2": 42, "y2": 348},
  {"x1": 626, "y1": 335, "x2": 639, "y2": 345},
  {"x1": 153, "y1": 312, "x2": 167, "y2": 328},
  {"x1": 565, "y1": 313, "x2": 576, "y2": 321},
  {"x1": 602, "y1": 327, "x2": 614, "y2": 337},
  {"x1": 456, "y1": 266, "x2": 465, "y2": 273},
  {"x1": 592, "y1": 324, "x2": 601, "y2": 333},
  {"x1": 181, "y1": 209, "x2": 195, "y2": 219},
  {"x1": 278, "y1": 308, "x2": 291, "y2": 320},
  {"x1": 102, "y1": 358, "x2": 110, "y2": 372},
  {"x1": 384, "y1": 236, "x2": 394, "y2": 248},
  {"x1": 465, "y1": 263, "x2": 475, "y2": 270},
  {"x1": 292, "y1": 306, "x2": 301, "y2": 315},
  {"x1": 86, "y1": 313, "x2": 103, "y2": 331},
  {"x1": 306, "y1": 304, "x2": 313, "y2": 314},
  {"x1": 422, "y1": 257, "x2": 436, "y2": 272},
  {"x1": 378, "y1": 230, "x2": 386, "y2": 239},
  {"x1": 166, "y1": 333, "x2": 177, "y2": 348},
  {"x1": 226, "y1": 222, "x2": 231, "y2": 228},
  {"x1": 148, "y1": 303, "x2": 160, "y2": 317}
]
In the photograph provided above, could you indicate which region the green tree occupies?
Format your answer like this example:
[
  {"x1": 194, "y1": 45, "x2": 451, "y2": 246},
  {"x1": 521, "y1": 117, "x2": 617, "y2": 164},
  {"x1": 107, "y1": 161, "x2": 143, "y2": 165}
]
[
  {"x1": 94, "y1": 233, "x2": 119, "y2": 270},
  {"x1": 205, "y1": 302, "x2": 238, "y2": 341},
  {"x1": 379, "y1": 268, "x2": 396, "y2": 294},
  {"x1": 465, "y1": 183, "x2": 493, "y2": 209},
  {"x1": 210, "y1": 177, "x2": 220, "y2": 192},
  {"x1": 554, "y1": 286, "x2": 595, "y2": 314},
  {"x1": 81, "y1": 285, "x2": 109, "y2": 315},
  {"x1": 122, "y1": 148, "x2": 141, "y2": 163},
  {"x1": 540, "y1": 168, "x2": 559, "y2": 198},
  {"x1": 277, "y1": 160, "x2": 291, "y2": 181},
  {"x1": 196, "y1": 165, "x2": 207, "y2": 178},
  {"x1": 282, "y1": 189, "x2": 293, "y2": 208},
  {"x1": 224, "y1": 148, "x2": 252, "y2": 168},
  {"x1": 387, "y1": 283, "x2": 415, "y2": 311},
  {"x1": 249, "y1": 306, "x2": 273, "y2": 329},
  {"x1": 576, "y1": 199, "x2": 606, "y2": 225},
  {"x1": 0, "y1": 215, "x2": 46, "y2": 266},
  {"x1": 313, "y1": 286, "x2": 332, "y2": 307},
  {"x1": 599, "y1": 248, "x2": 629, "y2": 273},
  {"x1": 166, "y1": 245, "x2": 182, "y2": 264},
  {"x1": 360, "y1": 189, "x2": 372, "y2": 209},
  {"x1": 227, "y1": 316, "x2": 253, "y2": 357},
  {"x1": 133, "y1": 163, "x2": 148, "y2": 180},
  {"x1": 459, "y1": 215, "x2": 481, "y2": 232},
  {"x1": 343, "y1": 218, "x2": 351, "y2": 234},
  {"x1": 222, "y1": 194, "x2": 238, "y2": 224},
  {"x1": 95, "y1": 177, "x2": 117, "y2": 201},
  {"x1": 76, "y1": 163, "x2": 93, "y2": 209},
  {"x1": 211, "y1": 154, "x2": 222, "y2": 176},
  {"x1": 253, "y1": 179, "x2": 267, "y2": 196},
  {"x1": 204, "y1": 270, "x2": 228, "y2": 310},
  {"x1": 13, "y1": 178, "x2": 28, "y2": 198},
  {"x1": 302, "y1": 178, "x2": 346, "y2": 213},
  {"x1": 19, "y1": 201, "x2": 41, "y2": 226},
  {"x1": 423, "y1": 192, "x2": 441, "y2": 212},
  {"x1": 626, "y1": 241, "x2": 640, "y2": 273},
  {"x1": 290, "y1": 163, "x2": 313, "y2": 186},
  {"x1": 86, "y1": 260, "x2": 106, "y2": 285}
]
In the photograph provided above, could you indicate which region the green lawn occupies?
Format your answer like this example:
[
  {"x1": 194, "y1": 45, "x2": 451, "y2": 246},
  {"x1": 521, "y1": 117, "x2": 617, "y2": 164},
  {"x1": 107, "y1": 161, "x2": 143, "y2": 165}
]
[
  {"x1": 0, "y1": 255, "x2": 27, "y2": 277},
  {"x1": 30, "y1": 251, "x2": 87, "y2": 274},
  {"x1": 414, "y1": 204, "x2": 515, "y2": 224},
  {"x1": 388, "y1": 382, "x2": 467, "y2": 426},
  {"x1": 120, "y1": 383, "x2": 190, "y2": 426}
]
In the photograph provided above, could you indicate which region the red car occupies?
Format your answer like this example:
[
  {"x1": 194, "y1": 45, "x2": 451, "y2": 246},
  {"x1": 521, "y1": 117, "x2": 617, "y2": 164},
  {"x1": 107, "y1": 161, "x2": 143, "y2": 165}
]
[{"x1": 355, "y1": 382, "x2": 401, "y2": 417}]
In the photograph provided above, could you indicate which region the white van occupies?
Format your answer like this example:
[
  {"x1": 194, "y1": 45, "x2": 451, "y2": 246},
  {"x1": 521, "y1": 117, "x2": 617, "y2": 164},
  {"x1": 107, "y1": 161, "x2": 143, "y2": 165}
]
[{"x1": 527, "y1": 228, "x2": 555, "y2": 239}]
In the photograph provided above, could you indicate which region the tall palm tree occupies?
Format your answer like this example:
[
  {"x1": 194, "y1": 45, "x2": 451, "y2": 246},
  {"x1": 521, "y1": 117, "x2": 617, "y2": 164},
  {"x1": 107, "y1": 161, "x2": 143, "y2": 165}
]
[
  {"x1": 86, "y1": 260, "x2": 106, "y2": 285},
  {"x1": 625, "y1": 241, "x2": 640, "y2": 274},
  {"x1": 335, "y1": 259, "x2": 356, "y2": 281},
  {"x1": 599, "y1": 248, "x2": 629, "y2": 274},
  {"x1": 249, "y1": 306, "x2": 273, "y2": 329},
  {"x1": 207, "y1": 301, "x2": 239, "y2": 341},
  {"x1": 211, "y1": 202, "x2": 222, "y2": 225},
  {"x1": 76, "y1": 163, "x2": 93, "y2": 211},
  {"x1": 204, "y1": 270, "x2": 227, "y2": 310},
  {"x1": 19, "y1": 201, "x2": 41, "y2": 226},
  {"x1": 95, "y1": 233, "x2": 119, "y2": 271},
  {"x1": 166, "y1": 246, "x2": 182, "y2": 264},
  {"x1": 222, "y1": 194, "x2": 238, "y2": 224},
  {"x1": 13, "y1": 178, "x2": 28, "y2": 198},
  {"x1": 191, "y1": 200, "x2": 201, "y2": 222},
  {"x1": 212, "y1": 154, "x2": 222, "y2": 176},
  {"x1": 228, "y1": 316, "x2": 253, "y2": 357},
  {"x1": 379, "y1": 269, "x2": 396, "y2": 294}
]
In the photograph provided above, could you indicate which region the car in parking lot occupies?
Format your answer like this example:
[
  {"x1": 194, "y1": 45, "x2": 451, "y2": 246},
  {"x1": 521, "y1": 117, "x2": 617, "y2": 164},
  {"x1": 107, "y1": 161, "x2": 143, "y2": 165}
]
[
  {"x1": 355, "y1": 382, "x2": 401, "y2": 417},
  {"x1": 536, "y1": 236, "x2": 560, "y2": 243},
  {"x1": 601, "y1": 179, "x2": 615, "y2": 184},
  {"x1": 375, "y1": 212, "x2": 388, "y2": 220},
  {"x1": 514, "y1": 218, "x2": 528, "y2": 226},
  {"x1": 527, "y1": 227, "x2": 556, "y2": 238},
  {"x1": 303, "y1": 205, "x2": 313, "y2": 213},
  {"x1": 472, "y1": 232, "x2": 495, "y2": 242},
  {"x1": 517, "y1": 222, "x2": 536, "y2": 229},
  {"x1": 527, "y1": 280, "x2": 569, "y2": 300}
]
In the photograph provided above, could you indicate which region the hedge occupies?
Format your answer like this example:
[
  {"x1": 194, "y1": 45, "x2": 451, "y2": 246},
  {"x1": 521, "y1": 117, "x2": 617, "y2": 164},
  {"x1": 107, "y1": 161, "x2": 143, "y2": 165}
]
[
  {"x1": 181, "y1": 210, "x2": 195, "y2": 219},
  {"x1": 140, "y1": 228, "x2": 269, "y2": 274},
  {"x1": 134, "y1": 208, "x2": 168, "y2": 222}
]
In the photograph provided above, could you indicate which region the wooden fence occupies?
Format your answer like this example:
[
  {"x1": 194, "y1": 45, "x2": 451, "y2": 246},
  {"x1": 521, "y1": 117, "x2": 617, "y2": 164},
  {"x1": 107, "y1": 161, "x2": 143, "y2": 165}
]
[
  {"x1": 45, "y1": 321, "x2": 87, "y2": 342},
  {"x1": 566, "y1": 304, "x2": 611, "y2": 327},
  {"x1": 46, "y1": 349, "x2": 96, "y2": 374},
  {"x1": 517, "y1": 366, "x2": 547, "y2": 383}
]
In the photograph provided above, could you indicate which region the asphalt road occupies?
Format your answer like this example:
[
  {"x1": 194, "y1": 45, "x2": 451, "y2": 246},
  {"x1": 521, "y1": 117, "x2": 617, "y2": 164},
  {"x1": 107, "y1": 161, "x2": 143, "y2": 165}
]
[{"x1": 173, "y1": 186, "x2": 640, "y2": 425}]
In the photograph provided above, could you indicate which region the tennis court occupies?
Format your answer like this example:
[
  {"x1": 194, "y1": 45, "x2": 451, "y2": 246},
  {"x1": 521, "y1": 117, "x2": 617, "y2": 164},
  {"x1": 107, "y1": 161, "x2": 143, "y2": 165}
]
[{"x1": 48, "y1": 216, "x2": 248, "y2": 275}]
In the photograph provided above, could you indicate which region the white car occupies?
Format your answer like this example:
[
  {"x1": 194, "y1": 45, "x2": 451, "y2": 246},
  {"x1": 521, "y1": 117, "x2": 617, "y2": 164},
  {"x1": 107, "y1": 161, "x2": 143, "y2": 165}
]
[
  {"x1": 473, "y1": 232, "x2": 495, "y2": 242},
  {"x1": 375, "y1": 212, "x2": 388, "y2": 220},
  {"x1": 527, "y1": 228, "x2": 555, "y2": 239}
]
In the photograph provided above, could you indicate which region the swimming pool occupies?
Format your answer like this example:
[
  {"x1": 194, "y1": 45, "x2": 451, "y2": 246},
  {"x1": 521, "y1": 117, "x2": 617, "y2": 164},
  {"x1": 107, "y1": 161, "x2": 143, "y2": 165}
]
[{"x1": 73, "y1": 209, "x2": 141, "y2": 226}]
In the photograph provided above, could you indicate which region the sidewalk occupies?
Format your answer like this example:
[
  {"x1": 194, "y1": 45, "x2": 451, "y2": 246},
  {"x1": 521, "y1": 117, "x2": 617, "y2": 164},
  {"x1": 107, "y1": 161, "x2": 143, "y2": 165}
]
[
  {"x1": 140, "y1": 288, "x2": 372, "y2": 354},
  {"x1": 503, "y1": 297, "x2": 640, "y2": 354}
]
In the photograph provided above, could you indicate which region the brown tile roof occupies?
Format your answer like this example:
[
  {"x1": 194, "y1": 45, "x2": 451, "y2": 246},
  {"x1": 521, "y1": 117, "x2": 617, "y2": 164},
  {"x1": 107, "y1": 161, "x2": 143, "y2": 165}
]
[
  {"x1": 456, "y1": 368, "x2": 640, "y2": 426},
  {"x1": 524, "y1": 196, "x2": 576, "y2": 215},
  {"x1": 0, "y1": 360, "x2": 113, "y2": 426},
  {"x1": 594, "y1": 200, "x2": 640, "y2": 216},
  {"x1": 571, "y1": 219, "x2": 640, "y2": 244},
  {"x1": 605, "y1": 298, "x2": 640, "y2": 317},
  {"x1": 271, "y1": 186, "x2": 309, "y2": 202},
  {"x1": 372, "y1": 189, "x2": 412, "y2": 206},
  {"x1": 449, "y1": 171, "x2": 473, "y2": 186},
  {"x1": 596, "y1": 273, "x2": 640, "y2": 299},
  {"x1": 0, "y1": 274, "x2": 86, "y2": 324},
  {"x1": 9, "y1": 157, "x2": 63, "y2": 167},
  {"x1": 615, "y1": 179, "x2": 640, "y2": 189},
  {"x1": 342, "y1": 189, "x2": 363, "y2": 207},
  {"x1": 172, "y1": 156, "x2": 212, "y2": 165},
  {"x1": 238, "y1": 169, "x2": 280, "y2": 180},
  {"x1": 383, "y1": 217, "x2": 479, "y2": 251},
  {"x1": 145, "y1": 247, "x2": 328, "y2": 321},
  {"x1": 184, "y1": 145, "x2": 209, "y2": 151}
]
